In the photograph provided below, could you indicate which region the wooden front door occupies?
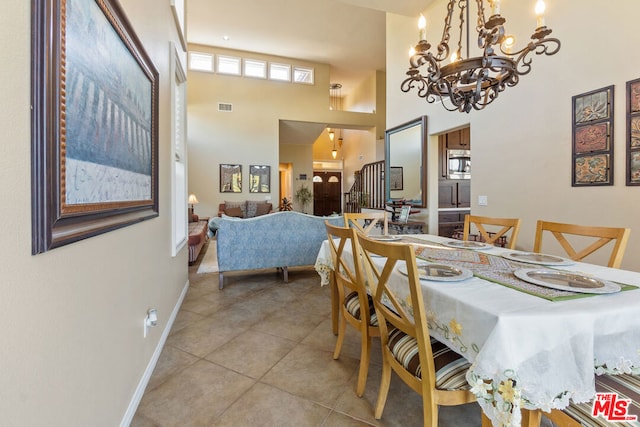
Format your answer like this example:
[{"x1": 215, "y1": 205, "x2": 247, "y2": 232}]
[{"x1": 313, "y1": 171, "x2": 342, "y2": 216}]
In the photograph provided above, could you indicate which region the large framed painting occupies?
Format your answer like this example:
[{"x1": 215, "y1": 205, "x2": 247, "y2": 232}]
[
  {"x1": 572, "y1": 86, "x2": 614, "y2": 186},
  {"x1": 249, "y1": 165, "x2": 270, "y2": 193},
  {"x1": 627, "y1": 78, "x2": 640, "y2": 185},
  {"x1": 31, "y1": 0, "x2": 159, "y2": 254},
  {"x1": 220, "y1": 164, "x2": 242, "y2": 193}
]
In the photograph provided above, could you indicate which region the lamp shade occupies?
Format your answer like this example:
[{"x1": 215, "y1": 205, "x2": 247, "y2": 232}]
[{"x1": 188, "y1": 194, "x2": 199, "y2": 204}]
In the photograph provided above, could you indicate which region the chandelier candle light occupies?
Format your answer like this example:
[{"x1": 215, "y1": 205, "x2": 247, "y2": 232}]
[{"x1": 402, "y1": 0, "x2": 560, "y2": 113}]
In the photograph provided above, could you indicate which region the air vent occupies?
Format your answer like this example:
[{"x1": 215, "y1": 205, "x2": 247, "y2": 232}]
[{"x1": 218, "y1": 102, "x2": 233, "y2": 112}]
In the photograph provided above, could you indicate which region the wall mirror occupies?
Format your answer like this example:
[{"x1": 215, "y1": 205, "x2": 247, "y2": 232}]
[{"x1": 385, "y1": 116, "x2": 427, "y2": 208}]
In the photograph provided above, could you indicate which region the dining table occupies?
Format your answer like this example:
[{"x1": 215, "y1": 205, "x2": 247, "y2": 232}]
[{"x1": 314, "y1": 234, "x2": 640, "y2": 427}]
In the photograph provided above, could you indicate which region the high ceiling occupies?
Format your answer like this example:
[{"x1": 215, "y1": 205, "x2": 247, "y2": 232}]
[{"x1": 186, "y1": 0, "x2": 429, "y2": 95}]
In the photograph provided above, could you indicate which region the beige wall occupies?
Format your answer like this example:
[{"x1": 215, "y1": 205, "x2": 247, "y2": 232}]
[
  {"x1": 187, "y1": 44, "x2": 382, "y2": 217},
  {"x1": 386, "y1": 1, "x2": 640, "y2": 271},
  {"x1": 1, "y1": 1, "x2": 188, "y2": 425}
]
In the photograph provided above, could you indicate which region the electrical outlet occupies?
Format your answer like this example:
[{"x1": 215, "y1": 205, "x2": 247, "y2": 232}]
[
  {"x1": 478, "y1": 195, "x2": 488, "y2": 206},
  {"x1": 143, "y1": 308, "x2": 158, "y2": 338}
]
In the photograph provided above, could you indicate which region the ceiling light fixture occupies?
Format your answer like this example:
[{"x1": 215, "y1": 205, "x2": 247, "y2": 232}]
[
  {"x1": 328, "y1": 128, "x2": 337, "y2": 159},
  {"x1": 329, "y1": 83, "x2": 342, "y2": 111},
  {"x1": 402, "y1": 0, "x2": 560, "y2": 113}
]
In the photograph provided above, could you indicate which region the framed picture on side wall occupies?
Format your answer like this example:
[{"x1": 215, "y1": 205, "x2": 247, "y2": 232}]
[
  {"x1": 31, "y1": 0, "x2": 160, "y2": 254},
  {"x1": 249, "y1": 165, "x2": 270, "y2": 193},
  {"x1": 220, "y1": 164, "x2": 242, "y2": 192},
  {"x1": 627, "y1": 78, "x2": 640, "y2": 185},
  {"x1": 572, "y1": 85, "x2": 614, "y2": 186},
  {"x1": 389, "y1": 167, "x2": 403, "y2": 190}
]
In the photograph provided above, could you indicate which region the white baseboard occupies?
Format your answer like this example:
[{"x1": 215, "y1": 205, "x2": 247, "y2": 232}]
[{"x1": 119, "y1": 279, "x2": 190, "y2": 427}]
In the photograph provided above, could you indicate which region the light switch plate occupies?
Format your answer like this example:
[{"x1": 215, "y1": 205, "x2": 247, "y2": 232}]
[{"x1": 478, "y1": 195, "x2": 488, "y2": 206}]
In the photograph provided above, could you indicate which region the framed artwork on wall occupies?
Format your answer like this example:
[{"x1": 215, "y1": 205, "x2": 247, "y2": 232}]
[
  {"x1": 249, "y1": 165, "x2": 270, "y2": 193},
  {"x1": 220, "y1": 164, "x2": 242, "y2": 192},
  {"x1": 627, "y1": 78, "x2": 640, "y2": 185},
  {"x1": 389, "y1": 166, "x2": 404, "y2": 190},
  {"x1": 572, "y1": 85, "x2": 614, "y2": 186},
  {"x1": 31, "y1": 0, "x2": 159, "y2": 254}
]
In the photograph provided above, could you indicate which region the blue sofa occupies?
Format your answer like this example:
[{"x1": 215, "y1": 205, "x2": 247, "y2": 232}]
[{"x1": 210, "y1": 211, "x2": 343, "y2": 289}]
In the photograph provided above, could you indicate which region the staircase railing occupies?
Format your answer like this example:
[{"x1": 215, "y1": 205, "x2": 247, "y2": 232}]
[{"x1": 344, "y1": 160, "x2": 385, "y2": 213}]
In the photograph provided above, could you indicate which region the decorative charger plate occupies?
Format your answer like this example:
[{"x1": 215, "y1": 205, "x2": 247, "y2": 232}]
[
  {"x1": 398, "y1": 262, "x2": 473, "y2": 282},
  {"x1": 441, "y1": 240, "x2": 493, "y2": 250},
  {"x1": 514, "y1": 268, "x2": 621, "y2": 294},
  {"x1": 502, "y1": 252, "x2": 574, "y2": 266},
  {"x1": 370, "y1": 235, "x2": 402, "y2": 242}
]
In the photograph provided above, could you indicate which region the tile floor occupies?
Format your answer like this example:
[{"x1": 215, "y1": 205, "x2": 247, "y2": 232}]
[{"x1": 131, "y1": 241, "x2": 552, "y2": 427}]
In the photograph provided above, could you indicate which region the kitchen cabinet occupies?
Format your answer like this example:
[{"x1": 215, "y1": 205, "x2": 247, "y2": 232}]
[
  {"x1": 438, "y1": 180, "x2": 470, "y2": 208},
  {"x1": 445, "y1": 127, "x2": 470, "y2": 149}
]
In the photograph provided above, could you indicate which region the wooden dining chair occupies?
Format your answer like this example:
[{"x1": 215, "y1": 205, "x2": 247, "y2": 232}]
[
  {"x1": 356, "y1": 233, "x2": 488, "y2": 427},
  {"x1": 462, "y1": 214, "x2": 521, "y2": 249},
  {"x1": 344, "y1": 211, "x2": 389, "y2": 236},
  {"x1": 544, "y1": 373, "x2": 640, "y2": 427},
  {"x1": 325, "y1": 221, "x2": 380, "y2": 397},
  {"x1": 533, "y1": 220, "x2": 631, "y2": 268}
]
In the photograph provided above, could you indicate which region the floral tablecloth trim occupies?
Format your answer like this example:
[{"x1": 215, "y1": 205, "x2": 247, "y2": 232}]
[
  {"x1": 595, "y1": 356, "x2": 640, "y2": 375},
  {"x1": 315, "y1": 261, "x2": 332, "y2": 286}
]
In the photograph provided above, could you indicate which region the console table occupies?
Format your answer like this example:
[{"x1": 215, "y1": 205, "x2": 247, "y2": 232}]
[{"x1": 388, "y1": 220, "x2": 424, "y2": 234}]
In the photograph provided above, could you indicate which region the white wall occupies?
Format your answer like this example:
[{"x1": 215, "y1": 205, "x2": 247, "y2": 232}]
[
  {"x1": 387, "y1": 1, "x2": 640, "y2": 271},
  {"x1": 0, "y1": 1, "x2": 188, "y2": 425}
]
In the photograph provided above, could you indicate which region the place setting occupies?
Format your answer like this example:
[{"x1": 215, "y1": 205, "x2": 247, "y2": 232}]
[{"x1": 397, "y1": 261, "x2": 474, "y2": 282}]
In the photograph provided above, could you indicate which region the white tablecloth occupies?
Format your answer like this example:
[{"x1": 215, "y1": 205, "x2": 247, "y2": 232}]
[{"x1": 315, "y1": 234, "x2": 640, "y2": 427}]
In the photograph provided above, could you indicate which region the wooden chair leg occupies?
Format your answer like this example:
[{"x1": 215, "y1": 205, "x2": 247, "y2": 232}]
[
  {"x1": 330, "y1": 273, "x2": 339, "y2": 335},
  {"x1": 374, "y1": 356, "x2": 392, "y2": 419},
  {"x1": 355, "y1": 335, "x2": 371, "y2": 397},
  {"x1": 521, "y1": 409, "x2": 542, "y2": 427},
  {"x1": 333, "y1": 311, "x2": 347, "y2": 360}
]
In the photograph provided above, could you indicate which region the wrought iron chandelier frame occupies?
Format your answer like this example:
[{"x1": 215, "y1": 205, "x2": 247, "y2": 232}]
[{"x1": 401, "y1": 0, "x2": 561, "y2": 113}]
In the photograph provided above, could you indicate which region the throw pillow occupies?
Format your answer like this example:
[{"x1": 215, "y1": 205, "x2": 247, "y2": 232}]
[
  {"x1": 246, "y1": 200, "x2": 259, "y2": 218},
  {"x1": 255, "y1": 202, "x2": 272, "y2": 216},
  {"x1": 224, "y1": 200, "x2": 246, "y2": 217},
  {"x1": 224, "y1": 206, "x2": 244, "y2": 218}
]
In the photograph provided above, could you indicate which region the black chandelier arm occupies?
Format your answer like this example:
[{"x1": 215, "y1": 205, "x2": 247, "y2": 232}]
[{"x1": 511, "y1": 37, "x2": 561, "y2": 76}]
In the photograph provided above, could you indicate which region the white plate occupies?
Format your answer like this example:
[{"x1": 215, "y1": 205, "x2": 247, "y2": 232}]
[
  {"x1": 441, "y1": 240, "x2": 493, "y2": 250},
  {"x1": 502, "y1": 252, "x2": 574, "y2": 266},
  {"x1": 370, "y1": 235, "x2": 402, "y2": 242},
  {"x1": 514, "y1": 268, "x2": 621, "y2": 294},
  {"x1": 398, "y1": 262, "x2": 473, "y2": 282}
]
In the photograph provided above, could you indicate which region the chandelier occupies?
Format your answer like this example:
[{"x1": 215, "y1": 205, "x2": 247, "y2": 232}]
[{"x1": 401, "y1": 0, "x2": 561, "y2": 113}]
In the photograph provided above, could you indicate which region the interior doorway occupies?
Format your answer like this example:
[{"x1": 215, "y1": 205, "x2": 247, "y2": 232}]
[{"x1": 313, "y1": 171, "x2": 342, "y2": 216}]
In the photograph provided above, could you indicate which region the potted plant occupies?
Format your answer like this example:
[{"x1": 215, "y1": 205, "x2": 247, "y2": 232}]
[{"x1": 294, "y1": 184, "x2": 313, "y2": 213}]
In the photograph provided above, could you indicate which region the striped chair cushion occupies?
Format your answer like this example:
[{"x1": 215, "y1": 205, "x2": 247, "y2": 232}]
[
  {"x1": 344, "y1": 291, "x2": 378, "y2": 326},
  {"x1": 560, "y1": 374, "x2": 640, "y2": 427},
  {"x1": 387, "y1": 328, "x2": 471, "y2": 390}
]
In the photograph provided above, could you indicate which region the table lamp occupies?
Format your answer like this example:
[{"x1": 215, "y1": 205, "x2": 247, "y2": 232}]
[{"x1": 188, "y1": 193, "x2": 199, "y2": 216}]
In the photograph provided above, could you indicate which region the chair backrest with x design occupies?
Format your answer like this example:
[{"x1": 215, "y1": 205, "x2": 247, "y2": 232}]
[
  {"x1": 344, "y1": 211, "x2": 389, "y2": 236},
  {"x1": 462, "y1": 214, "x2": 522, "y2": 249},
  {"x1": 533, "y1": 220, "x2": 631, "y2": 268}
]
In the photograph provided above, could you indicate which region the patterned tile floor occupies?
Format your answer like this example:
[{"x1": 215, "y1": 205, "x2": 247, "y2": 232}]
[{"x1": 131, "y1": 241, "x2": 554, "y2": 427}]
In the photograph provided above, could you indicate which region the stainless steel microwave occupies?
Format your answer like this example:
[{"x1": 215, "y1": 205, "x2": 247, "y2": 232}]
[{"x1": 447, "y1": 149, "x2": 471, "y2": 179}]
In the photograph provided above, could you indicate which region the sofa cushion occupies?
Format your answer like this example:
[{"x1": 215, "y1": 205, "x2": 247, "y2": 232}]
[
  {"x1": 224, "y1": 200, "x2": 246, "y2": 217},
  {"x1": 255, "y1": 202, "x2": 272, "y2": 216},
  {"x1": 224, "y1": 206, "x2": 244, "y2": 218}
]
